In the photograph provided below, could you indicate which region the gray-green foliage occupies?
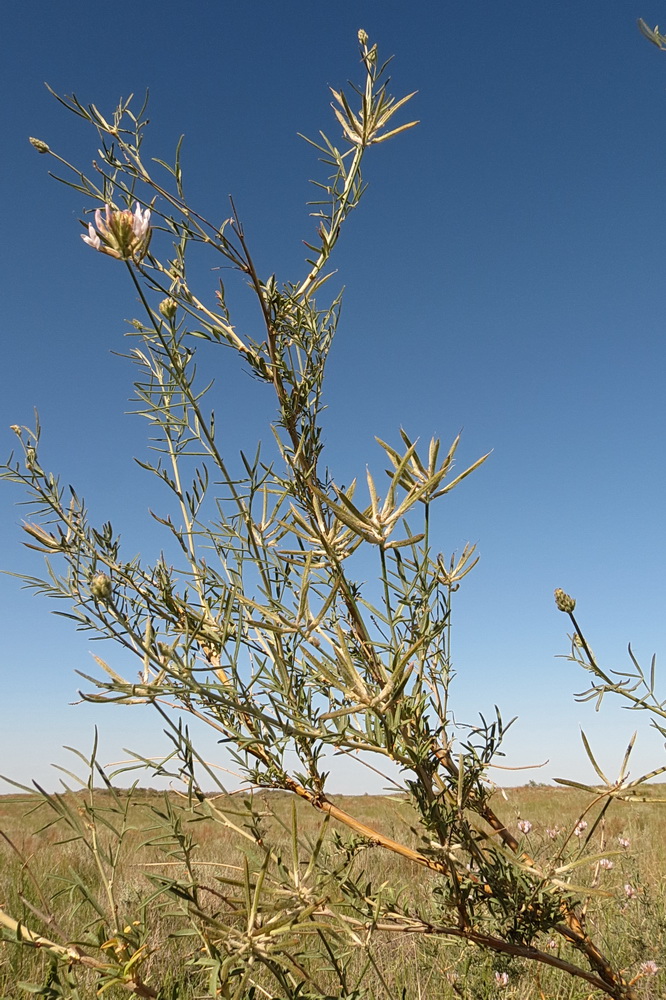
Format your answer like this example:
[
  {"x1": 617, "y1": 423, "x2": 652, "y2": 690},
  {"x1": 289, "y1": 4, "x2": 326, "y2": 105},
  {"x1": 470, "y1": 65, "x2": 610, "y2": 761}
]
[{"x1": 1, "y1": 30, "x2": 660, "y2": 1000}]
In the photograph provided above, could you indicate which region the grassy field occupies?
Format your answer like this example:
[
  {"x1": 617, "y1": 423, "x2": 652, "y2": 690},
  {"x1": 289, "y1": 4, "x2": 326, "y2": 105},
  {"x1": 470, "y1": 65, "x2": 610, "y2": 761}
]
[{"x1": 1, "y1": 783, "x2": 664, "y2": 999}]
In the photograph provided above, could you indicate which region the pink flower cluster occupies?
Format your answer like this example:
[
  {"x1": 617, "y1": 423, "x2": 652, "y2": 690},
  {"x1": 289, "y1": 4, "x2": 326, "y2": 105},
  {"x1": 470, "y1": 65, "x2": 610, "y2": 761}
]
[{"x1": 81, "y1": 202, "x2": 151, "y2": 261}]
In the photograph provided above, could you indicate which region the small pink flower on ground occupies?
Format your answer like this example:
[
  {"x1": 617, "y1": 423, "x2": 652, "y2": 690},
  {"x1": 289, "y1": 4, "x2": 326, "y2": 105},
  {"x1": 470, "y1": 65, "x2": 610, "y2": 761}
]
[
  {"x1": 546, "y1": 826, "x2": 560, "y2": 839},
  {"x1": 624, "y1": 884, "x2": 637, "y2": 899},
  {"x1": 639, "y1": 960, "x2": 659, "y2": 975},
  {"x1": 517, "y1": 819, "x2": 532, "y2": 834},
  {"x1": 546, "y1": 938, "x2": 557, "y2": 949},
  {"x1": 599, "y1": 858, "x2": 613, "y2": 870},
  {"x1": 494, "y1": 971, "x2": 509, "y2": 987},
  {"x1": 618, "y1": 836, "x2": 631, "y2": 849},
  {"x1": 574, "y1": 820, "x2": 588, "y2": 837}
]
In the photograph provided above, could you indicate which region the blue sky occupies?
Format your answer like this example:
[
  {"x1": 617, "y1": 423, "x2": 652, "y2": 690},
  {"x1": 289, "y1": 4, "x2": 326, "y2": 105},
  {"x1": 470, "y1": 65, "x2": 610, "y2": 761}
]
[{"x1": 1, "y1": 1, "x2": 665, "y2": 794}]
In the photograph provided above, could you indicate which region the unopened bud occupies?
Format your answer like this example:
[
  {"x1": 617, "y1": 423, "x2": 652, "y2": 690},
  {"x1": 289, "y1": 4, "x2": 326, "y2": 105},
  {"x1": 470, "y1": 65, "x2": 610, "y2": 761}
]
[
  {"x1": 91, "y1": 573, "x2": 113, "y2": 603},
  {"x1": 29, "y1": 137, "x2": 50, "y2": 154},
  {"x1": 159, "y1": 298, "x2": 177, "y2": 320},
  {"x1": 554, "y1": 588, "x2": 576, "y2": 613},
  {"x1": 22, "y1": 522, "x2": 62, "y2": 550},
  {"x1": 358, "y1": 28, "x2": 368, "y2": 46}
]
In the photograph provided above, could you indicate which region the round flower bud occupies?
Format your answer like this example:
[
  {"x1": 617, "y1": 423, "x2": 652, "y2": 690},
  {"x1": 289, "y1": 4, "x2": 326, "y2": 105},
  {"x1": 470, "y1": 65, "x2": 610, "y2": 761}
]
[
  {"x1": 91, "y1": 573, "x2": 113, "y2": 603},
  {"x1": 358, "y1": 29, "x2": 368, "y2": 45},
  {"x1": 554, "y1": 588, "x2": 576, "y2": 613},
  {"x1": 29, "y1": 137, "x2": 50, "y2": 154},
  {"x1": 159, "y1": 298, "x2": 178, "y2": 320}
]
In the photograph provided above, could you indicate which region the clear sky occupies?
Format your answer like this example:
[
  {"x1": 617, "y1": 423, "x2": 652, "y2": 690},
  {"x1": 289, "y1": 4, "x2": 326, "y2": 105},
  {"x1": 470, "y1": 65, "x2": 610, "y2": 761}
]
[{"x1": 1, "y1": 1, "x2": 665, "y2": 794}]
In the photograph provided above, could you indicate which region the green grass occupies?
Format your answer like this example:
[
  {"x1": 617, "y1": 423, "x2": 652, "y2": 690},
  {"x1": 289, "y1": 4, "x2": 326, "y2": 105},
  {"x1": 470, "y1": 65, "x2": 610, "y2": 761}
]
[{"x1": 1, "y1": 785, "x2": 665, "y2": 999}]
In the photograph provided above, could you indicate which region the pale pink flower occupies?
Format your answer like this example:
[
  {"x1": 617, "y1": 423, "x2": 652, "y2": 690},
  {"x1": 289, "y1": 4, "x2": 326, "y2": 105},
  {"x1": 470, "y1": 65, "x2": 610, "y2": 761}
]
[
  {"x1": 546, "y1": 938, "x2": 557, "y2": 949},
  {"x1": 517, "y1": 819, "x2": 532, "y2": 835},
  {"x1": 95, "y1": 204, "x2": 111, "y2": 231},
  {"x1": 130, "y1": 202, "x2": 151, "y2": 239},
  {"x1": 598, "y1": 858, "x2": 614, "y2": 870},
  {"x1": 546, "y1": 826, "x2": 560, "y2": 839},
  {"x1": 617, "y1": 836, "x2": 631, "y2": 849},
  {"x1": 81, "y1": 202, "x2": 151, "y2": 261},
  {"x1": 574, "y1": 820, "x2": 588, "y2": 837},
  {"x1": 639, "y1": 960, "x2": 659, "y2": 975},
  {"x1": 624, "y1": 883, "x2": 637, "y2": 899},
  {"x1": 494, "y1": 971, "x2": 509, "y2": 987},
  {"x1": 82, "y1": 223, "x2": 101, "y2": 250}
]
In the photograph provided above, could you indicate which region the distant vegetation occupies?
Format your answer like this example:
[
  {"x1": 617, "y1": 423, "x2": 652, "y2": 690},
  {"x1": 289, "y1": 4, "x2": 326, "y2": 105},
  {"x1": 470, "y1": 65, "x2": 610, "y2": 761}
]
[{"x1": 1, "y1": 784, "x2": 664, "y2": 997}]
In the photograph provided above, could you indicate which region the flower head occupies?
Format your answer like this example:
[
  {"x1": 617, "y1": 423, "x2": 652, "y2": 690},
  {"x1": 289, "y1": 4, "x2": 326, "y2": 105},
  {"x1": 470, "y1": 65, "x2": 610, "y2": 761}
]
[
  {"x1": 29, "y1": 136, "x2": 50, "y2": 154},
  {"x1": 624, "y1": 883, "x2": 637, "y2": 899},
  {"x1": 546, "y1": 826, "x2": 561, "y2": 839},
  {"x1": 639, "y1": 960, "x2": 659, "y2": 976},
  {"x1": 517, "y1": 819, "x2": 532, "y2": 835},
  {"x1": 159, "y1": 297, "x2": 178, "y2": 320},
  {"x1": 494, "y1": 971, "x2": 509, "y2": 988},
  {"x1": 598, "y1": 858, "x2": 614, "y2": 870},
  {"x1": 554, "y1": 588, "x2": 576, "y2": 613},
  {"x1": 617, "y1": 836, "x2": 631, "y2": 849},
  {"x1": 81, "y1": 202, "x2": 151, "y2": 261},
  {"x1": 574, "y1": 820, "x2": 588, "y2": 837},
  {"x1": 90, "y1": 573, "x2": 113, "y2": 603}
]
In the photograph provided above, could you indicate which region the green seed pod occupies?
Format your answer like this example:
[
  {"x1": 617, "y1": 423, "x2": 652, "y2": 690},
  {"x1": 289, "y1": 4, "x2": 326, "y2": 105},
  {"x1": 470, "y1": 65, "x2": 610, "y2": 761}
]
[{"x1": 554, "y1": 588, "x2": 576, "y2": 613}]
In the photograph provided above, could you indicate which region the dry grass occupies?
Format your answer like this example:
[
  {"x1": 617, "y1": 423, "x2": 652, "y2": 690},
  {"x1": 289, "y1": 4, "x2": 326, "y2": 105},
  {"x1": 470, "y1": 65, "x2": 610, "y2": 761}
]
[{"x1": 1, "y1": 784, "x2": 665, "y2": 999}]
